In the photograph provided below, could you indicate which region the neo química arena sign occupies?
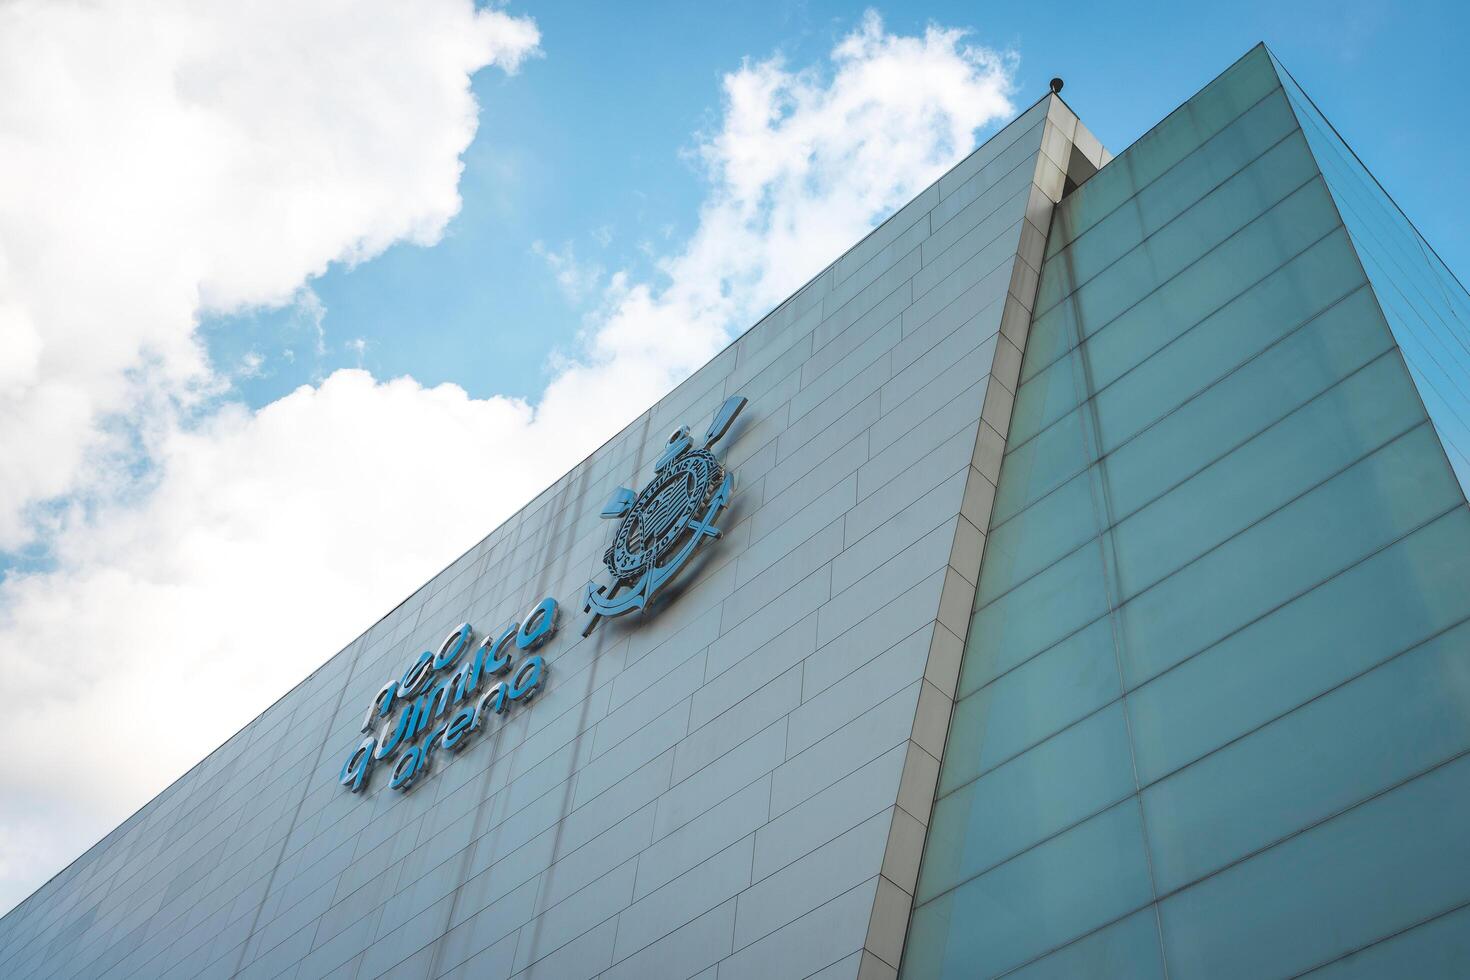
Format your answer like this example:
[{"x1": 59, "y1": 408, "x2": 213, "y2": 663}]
[
  {"x1": 337, "y1": 393, "x2": 748, "y2": 796},
  {"x1": 338, "y1": 598, "x2": 558, "y2": 794}
]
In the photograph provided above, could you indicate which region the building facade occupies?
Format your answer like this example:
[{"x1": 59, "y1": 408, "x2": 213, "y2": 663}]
[{"x1": 3, "y1": 44, "x2": 1469, "y2": 980}]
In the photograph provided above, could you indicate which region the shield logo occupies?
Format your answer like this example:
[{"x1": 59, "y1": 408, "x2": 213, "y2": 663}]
[{"x1": 582, "y1": 394, "x2": 748, "y2": 636}]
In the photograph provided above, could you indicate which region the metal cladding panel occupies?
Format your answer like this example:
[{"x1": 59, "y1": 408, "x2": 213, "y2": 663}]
[
  {"x1": 0, "y1": 97, "x2": 1098, "y2": 980},
  {"x1": 908, "y1": 44, "x2": 1470, "y2": 979},
  {"x1": 1269, "y1": 50, "x2": 1470, "y2": 501}
]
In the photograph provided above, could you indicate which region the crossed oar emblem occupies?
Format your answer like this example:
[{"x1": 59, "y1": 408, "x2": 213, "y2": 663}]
[{"x1": 582, "y1": 394, "x2": 747, "y2": 636}]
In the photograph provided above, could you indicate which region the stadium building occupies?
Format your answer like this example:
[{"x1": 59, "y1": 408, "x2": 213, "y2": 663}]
[{"x1": 4, "y1": 43, "x2": 1470, "y2": 980}]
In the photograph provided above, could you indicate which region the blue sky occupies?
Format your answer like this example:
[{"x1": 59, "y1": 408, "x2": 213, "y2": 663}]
[
  {"x1": 1, "y1": 0, "x2": 1465, "y2": 916},
  {"x1": 205, "y1": 0, "x2": 1469, "y2": 412}
]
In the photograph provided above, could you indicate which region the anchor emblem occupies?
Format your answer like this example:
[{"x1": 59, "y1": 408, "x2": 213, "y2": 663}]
[{"x1": 582, "y1": 394, "x2": 748, "y2": 636}]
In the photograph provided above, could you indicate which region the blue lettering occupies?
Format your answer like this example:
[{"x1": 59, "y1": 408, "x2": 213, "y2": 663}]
[
  {"x1": 389, "y1": 745, "x2": 421, "y2": 790},
  {"x1": 516, "y1": 598, "x2": 559, "y2": 651},
  {"x1": 360, "y1": 679, "x2": 397, "y2": 733},
  {"x1": 374, "y1": 695, "x2": 428, "y2": 760},
  {"x1": 433, "y1": 622, "x2": 472, "y2": 671},
  {"x1": 427, "y1": 676, "x2": 457, "y2": 722},
  {"x1": 442, "y1": 707, "x2": 476, "y2": 752},
  {"x1": 474, "y1": 681, "x2": 509, "y2": 725},
  {"x1": 419, "y1": 722, "x2": 450, "y2": 775},
  {"x1": 345, "y1": 596, "x2": 559, "y2": 794},
  {"x1": 508, "y1": 655, "x2": 545, "y2": 703},
  {"x1": 399, "y1": 650, "x2": 434, "y2": 696},
  {"x1": 481, "y1": 626, "x2": 518, "y2": 678},
  {"x1": 339, "y1": 735, "x2": 376, "y2": 792}
]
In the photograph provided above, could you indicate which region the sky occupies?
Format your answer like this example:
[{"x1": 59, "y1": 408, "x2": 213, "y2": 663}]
[{"x1": 0, "y1": 0, "x2": 1465, "y2": 916}]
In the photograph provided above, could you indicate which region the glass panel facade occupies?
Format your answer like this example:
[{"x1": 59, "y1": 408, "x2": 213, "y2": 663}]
[
  {"x1": 906, "y1": 44, "x2": 1470, "y2": 979},
  {"x1": 1272, "y1": 52, "x2": 1470, "y2": 498}
]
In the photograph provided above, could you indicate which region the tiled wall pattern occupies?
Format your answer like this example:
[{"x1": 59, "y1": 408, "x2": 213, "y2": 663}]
[
  {"x1": 904, "y1": 45, "x2": 1470, "y2": 978},
  {"x1": 0, "y1": 95, "x2": 1104, "y2": 980}
]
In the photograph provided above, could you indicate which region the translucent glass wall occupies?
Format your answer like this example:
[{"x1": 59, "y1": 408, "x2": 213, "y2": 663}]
[
  {"x1": 904, "y1": 45, "x2": 1470, "y2": 979},
  {"x1": 1271, "y1": 53, "x2": 1470, "y2": 498}
]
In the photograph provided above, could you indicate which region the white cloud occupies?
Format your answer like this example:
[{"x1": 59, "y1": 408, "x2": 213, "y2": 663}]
[
  {"x1": 0, "y1": 370, "x2": 550, "y2": 856},
  {"x1": 0, "y1": 9, "x2": 1016, "y2": 915},
  {"x1": 558, "y1": 11, "x2": 1016, "y2": 425},
  {"x1": 532, "y1": 240, "x2": 606, "y2": 303},
  {"x1": 0, "y1": 0, "x2": 539, "y2": 550},
  {"x1": 237, "y1": 350, "x2": 265, "y2": 379}
]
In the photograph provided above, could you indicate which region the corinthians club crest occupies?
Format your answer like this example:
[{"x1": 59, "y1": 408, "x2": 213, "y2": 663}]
[{"x1": 582, "y1": 394, "x2": 748, "y2": 636}]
